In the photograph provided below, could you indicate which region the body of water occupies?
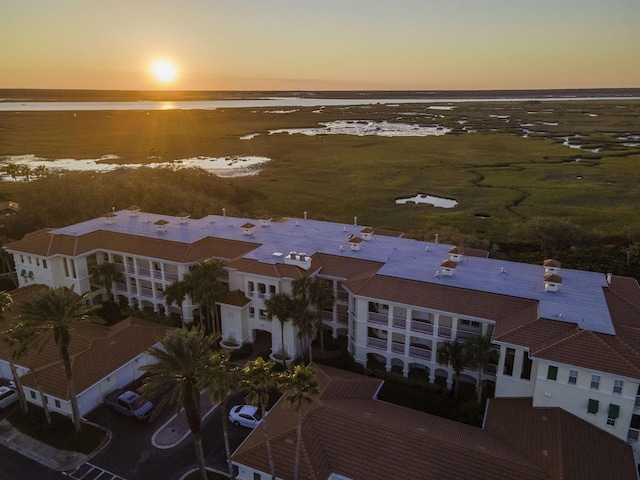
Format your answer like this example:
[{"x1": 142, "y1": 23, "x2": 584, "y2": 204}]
[{"x1": 1, "y1": 96, "x2": 639, "y2": 112}]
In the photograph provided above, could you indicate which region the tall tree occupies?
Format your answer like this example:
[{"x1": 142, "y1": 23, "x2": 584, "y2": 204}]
[
  {"x1": 264, "y1": 293, "x2": 294, "y2": 368},
  {"x1": 242, "y1": 357, "x2": 278, "y2": 480},
  {"x1": 203, "y1": 351, "x2": 240, "y2": 480},
  {"x1": 141, "y1": 327, "x2": 214, "y2": 480},
  {"x1": 90, "y1": 261, "x2": 124, "y2": 312},
  {"x1": 282, "y1": 364, "x2": 319, "y2": 480},
  {"x1": 183, "y1": 259, "x2": 226, "y2": 334},
  {"x1": 307, "y1": 277, "x2": 335, "y2": 357},
  {"x1": 437, "y1": 340, "x2": 468, "y2": 401},
  {"x1": 0, "y1": 292, "x2": 28, "y2": 412},
  {"x1": 3, "y1": 320, "x2": 52, "y2": 425},
  {"x1": 20, "y1": 287, "x2": 101, "y2": 432},
  {"x1": 465, "y1": 335, "x2": 495, "y2": 406},
  {"x1": 164, "y1": 280, "x2": 189, "y2": 325},
  {"x1": 292, "y1": 298, "x2": 315, "y2": 363}
]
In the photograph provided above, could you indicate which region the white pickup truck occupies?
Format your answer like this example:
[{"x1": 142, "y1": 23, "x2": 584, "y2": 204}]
[{"x1": 103, "y1": 389, "x2": 153, "y2": 420}]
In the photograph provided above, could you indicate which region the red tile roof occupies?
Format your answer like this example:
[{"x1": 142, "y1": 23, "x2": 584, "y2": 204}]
[{"x1": 485, "y1": 398, "x2": 636, "y2": 480}]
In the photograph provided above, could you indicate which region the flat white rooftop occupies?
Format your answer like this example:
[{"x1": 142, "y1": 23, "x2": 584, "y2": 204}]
[{"x1": 52, "y1": 210, "x2": 613, "y2": 334}]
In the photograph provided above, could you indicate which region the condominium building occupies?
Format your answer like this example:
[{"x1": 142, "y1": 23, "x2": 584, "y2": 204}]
[{"x1": 5, "y1": 207, "x2": 640, "y2": 453}]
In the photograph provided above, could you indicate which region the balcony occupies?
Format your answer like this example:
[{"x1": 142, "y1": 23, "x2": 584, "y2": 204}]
[
  {"x1": 246, "y1": 290, "x2": 255, "y2": 298},
  {"x1": 321, "y1": 310, "x2": 333, "y2": 321},
  {"x1": 153, "y1": 270, "x2": 162, "y2": 279},
  {"x1": 115, "y1": 282, "x2": 127, "y2": 292},
  {"x1": 409, "y1": 345, "x2": 432, "y2": 360},
  {"x1": 457, "y1": 327, "x2": 481, "y2": 341},
  {"x1": 635, "y1": 396, "x2": 640, "y2": 409},
  {"x1": 140, "y1": 286, "x2": 153, "y2": 298},
  {"x1": 368, "y1": 312, "x2": 388, "y2": 325},
  {"x1": 484, "y1": 364, "x2": 498, "y2": 375},
  {"x1": 392, "y1": 317, "x2": 406, "y2": 329},
  {"x1": 337, "y1": 291, "x2": 349, "y2": 302},
  {"x1": 437, "y1": 326, "x2": 452, "y2": 339},
  {"x1": 410, "y1": 320, "x2": 434, "y2": 335},
  {"x1": 114, "y1": 263, "x2": 125, "y2": 273},
  {"x1": 165, "y1": 272, "x2": 179, "y2": 282},
  {"x1": 391, "y1": 341, "x2": 405, "y2": 354},
  {"x1": 337, "y1": 313, "x2": 348, "y2": 325},
  {"x1": 367, "y1": 337, "x2": 386, "y2": 350},
  {"x1": 627, "y1": 428, "x2": 639, "y2": 443},
  {"x1": 138, "y1": 267, "x2": 151, "y2": 277},
  {"x1": 126, "y1": 266, "x2": 136, "y2": 274},
  {"x1": 156, "y1": 290, "x2": 165, "y2": 300}
]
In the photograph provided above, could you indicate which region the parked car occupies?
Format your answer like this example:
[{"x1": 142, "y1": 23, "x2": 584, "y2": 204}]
[
  {"x1": 103, "y1": 388, "x2": 153, "y2": 420},
  {"x1": 229, "y1": 405, "x2": 263, "y2": 428},
  {"x1": 0, "y1": 386, "x2": 18, "y2": 409}
]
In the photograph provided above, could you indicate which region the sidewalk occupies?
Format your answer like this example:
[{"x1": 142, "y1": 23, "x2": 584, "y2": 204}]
[{"x1": 0, "y1": 418, "x2": 92, "y2": 471}]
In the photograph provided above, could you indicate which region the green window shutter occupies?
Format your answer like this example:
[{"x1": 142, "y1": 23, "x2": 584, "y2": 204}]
[
  {"x1": 609, "y1": 404, "x2": 620, "y2": 419},
  {"x1": 547, "y1": 365, "x2": 558, "y2": 381},
  {"x1": 588, "y1": 399, "x2": 599, "y2": 414}
]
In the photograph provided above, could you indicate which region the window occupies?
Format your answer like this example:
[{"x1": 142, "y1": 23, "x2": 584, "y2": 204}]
[
  {"x1": 249, "y1": 307, "x2": 255, "y2": 319},
  {"x1": 253, "y1": 473, "x2": 261, "y2": 480},
  {"x1": 613, "y1": 379, "x2": 623, "y2": 395},
  {"x1": 568, "y1": 369, "x2": 578, "y2": 385},
  {"x1": 55, "y1": 399, "x2": 61, "y2": 408},
  {"x1": 36, "y1": 258, "x2": 40, "y2": 266},
  {"x1": 504, "y1": 348, "x2": 515, "y2": 376},
  {"x1": 30, "y1": 391, "x2": 36, "y2": 400},
  {"x1": 588, "y1": 398, "x2": 599, "y2": 414},
  {"x1": 42, "y1": 259, "x2": 47, "y2": 269},
  {"x1": 591, "y1": 374, "x2": 600, "y2": 390},
  {"x1": 547, "y1": 365, "x2": 558, "y2": 381},
  {"x1": 520, "y1": 353, "x2": 532, "y2": 380},
  {"x1": 269, "y1": 285, "x2": 276, "y2": 296},
  {"x1": 608, "y1": 404, "x2": 620, "y2": 426},
  {"x1": 248, "y1": 281, "x2": 255, "y2": 293}
]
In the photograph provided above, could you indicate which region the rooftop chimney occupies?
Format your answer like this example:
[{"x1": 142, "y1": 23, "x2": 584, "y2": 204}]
[{"x1": 435, "y1": 233, "x2": 439, "y2": 244}]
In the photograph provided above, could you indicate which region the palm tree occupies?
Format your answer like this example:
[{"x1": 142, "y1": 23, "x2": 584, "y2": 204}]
[
  {"x1": 0, "y1": 292, "x2": 28, "y2": 412},
  {"x1": 437, "y1": 340, "x2": 468, "y2": 401},
  {"x1": 183, "y1": 259, "x2": 226, "y2": 334},
  {"x1": 90, "y1": 261, "x2": 124, "y2": 313},
  {"x1": 264, "y1": 293, "x2": 294, "y2": 368},
  {"x1": 3, "y1": 320, "x2": 52, "y2": 425},
  {"x1": 465, "y1": 335, "x2": 494, "y2": 406},
  {"x1": 20, "y1": 287, "x2": 101, "y2": 432},
  {"x1": 242, "y1": 357, "x2": 278, "y2": 480},
  {"x1": 307, "y1": 277, "x2": 335, "y2": 356},
  {"x1": 164, "y1": 280, "x2": 189, "y2": 325},
  {"x1": 203, "y1": 351, "x2": 240, "y2": 479},
  {"x1": 292, "y1": 298, "x2": 315, "y2": 363},
  {"x1": 141, "y1": 327, "x2": 214, "y2": 480},
  {"x1": 282, "y1": 364, "x2": 319, "y2": 480}
]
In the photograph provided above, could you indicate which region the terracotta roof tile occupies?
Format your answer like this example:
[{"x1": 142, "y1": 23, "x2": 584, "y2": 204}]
[
  {"x1": 543, "y1": 259, "x2": 561, "y2": 268},
  {"x1": 219, "y1": 290, "x2": 251, "y2": 308},
  {"x1": 485, "y1": 398, "x2": 636, "y2": 480}
]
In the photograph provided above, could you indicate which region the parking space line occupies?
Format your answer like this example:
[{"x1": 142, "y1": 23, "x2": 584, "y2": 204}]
[{"x1": 65, "y1": 462, "x2": 127, "y2": 480}]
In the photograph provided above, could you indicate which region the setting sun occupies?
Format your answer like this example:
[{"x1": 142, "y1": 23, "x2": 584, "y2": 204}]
[{"x1": 150, "y1": 59, "x2": 178, "y2": 85}]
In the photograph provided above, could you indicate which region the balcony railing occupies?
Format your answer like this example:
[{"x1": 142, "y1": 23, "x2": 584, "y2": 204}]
[
  {"x1": 635, "y1": 396, "x2": 640, "y2": 409},
  {"x1": 130, "y1": 285, "x2": 137, "y2": 294},
  {"x1": 140, "y1": 286, "x2": 153, "y2": 298},
  {"x1": 437, "y1": 326, "x2": 452, "y2": 339},
  {"x1": 410, "y1": 320, "x2": 434, "y2": 335},
  {"x1": 126, "y1": 266, "x2": 136, "y2": 274},
  {"x1": 114, "y1": 263, "x2": 125, "y2": 272},
  {"x1": 484, "y1": 364, "x2": 498, "y2": 375},
  {"x1": 321, "y1": 310, "x2": 333, "y2": 321},
  {"x1": 115, "y1": 282, "x2": 127, "y2": 292},
  {"x1": 457, "y1": 327, "x2": 481, "y2": 341},
  {"x1": 409, "y1": 346, "x2": 431, "y2": 360},
  {"x1": 337, "y1": 291, "x2": 349, "y2": 302},
  {"x1": 368, "y1": 312, "x2": 388, "y2": 325},
  {"x1": 627, "y1": 428, "x2": 639, "y2": 443},
  {"x1": 246, "y1": 290, "x2": 255, "y2": 298},
  {"x1": 153, "y1": 270, "x2": 162, "y2": 279},
  {"x1": 392, "y1": 317, "x2": 406, "y2": 329},
  {"x1": 138, "y1": 267, "x2": 151, "y2": 277},
  {"x1": 165, "y1": 272, "x2": 179, "y2": 282},
  {"x1": 391, "y1": 341, "x2": 405, "y2": 354},
  {"x1": 367, "y1": 337, "x2": 386, "y2": 350},
  {"x1": 156, "y1": 291, "x2": 165, "y2": 300},
  {"x1": 337, "y1": 313, "x2": 348, "y2": 325}
]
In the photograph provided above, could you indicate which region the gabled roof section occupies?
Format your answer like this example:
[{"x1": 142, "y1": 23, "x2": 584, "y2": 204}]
[
  {"x1": 313, "y1": 253, "x2": 383, "y2": 280},
  {"x1": 219, "y1": 290, "x2": 251, "y2": 308},
  {"x1": 345, "y1": 274, "x2": 539, "y2": 322},
  {"x1": 485, "y1": 398, "x2": 636, "y2": 480}
]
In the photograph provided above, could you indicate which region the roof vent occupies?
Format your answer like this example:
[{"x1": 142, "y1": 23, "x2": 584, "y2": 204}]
[
  {"x1": 241, "y1": 222, "x2": 256, "y2": 235},
  {"x1": 284, "y1": 251, "x2": 312, "y2": 270},
  {"x1": 348, "y1": 236, "x2": 363, "y2": 251},
  {"x1": 259, "y1": 215, "x2": 272, "y2": 226},
  {"x1": 103, "y1": 212, "x2": 117, "y2": 224},
  {"x1": 360, "y1": 227, "x2": 374, "y2": 241},
  {"x1": 435, "y1": 233, "x2": 439, "y2": 244},
  {"x1": 448, "y1": 246, "x2": 464, "y2": 263},
  {"x1": 177, "y1": 212, "x2": 191, "y2": 224},
  {"x1": 543, "y1": 259, "x2": 561, "y2": 275},
  {"x1": 606, "y1": 273, "x2": 612, "y2": 284},
  {"x1": 441, "y1": 259, "x2": 457, "y2": 276},
  {"x1": 544, "y1": 273, "x2": 562, "y2": 292},
  {"x1": 154, "y1": 219, "x2": 169, "y2": 232},
  {"x1": 127, "y1": 205, "x2": 141, "y2": 217}
]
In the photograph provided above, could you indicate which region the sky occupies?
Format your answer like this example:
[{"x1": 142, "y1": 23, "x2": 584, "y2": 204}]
[{"x1": 1, "y1": 0, "x2": 639, "y2": 91}]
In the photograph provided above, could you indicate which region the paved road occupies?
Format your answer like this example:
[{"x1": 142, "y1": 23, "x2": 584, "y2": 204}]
[{"x1": 1, "y1": 390, "x2": 280, "y2": 480}]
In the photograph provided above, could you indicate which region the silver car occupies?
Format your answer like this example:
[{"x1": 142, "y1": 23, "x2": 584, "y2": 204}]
[{"x1": 229, "y1": 405, "x2": 263, "y2": 428}]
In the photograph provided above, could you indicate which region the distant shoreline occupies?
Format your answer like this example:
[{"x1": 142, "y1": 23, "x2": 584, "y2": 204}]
[{"x1": 1, "y1": 88, "x2": 639, "y2": 103}]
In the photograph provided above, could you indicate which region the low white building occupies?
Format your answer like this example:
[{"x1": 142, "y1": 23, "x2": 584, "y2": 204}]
[{"x1": 4, "y1": 208, "x2": 640, "y2": 452}]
